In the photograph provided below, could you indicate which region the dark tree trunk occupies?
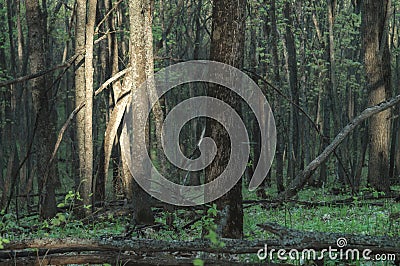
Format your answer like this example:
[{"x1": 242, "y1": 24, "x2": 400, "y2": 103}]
[
  {"x1": 318, "y1": 0, "x2": 339, "y2": 188},
  {"x1": 362, "y1": 0, "x2": 391, "y2": 192},
  {"x1": 389, "y1": 28, "x2": 400, "y2": 183},
  {"x1": 205, "y1": 0, "x2": 246, "y2": 239},
  {"x1": 283, "y1": 1, "x2": 300, "y2": 181},
  {"x1": 26, "y1": 0, "x2": 58, "y2": 219},
  {"x1": 269, "y1": 0, "x2": 285, "y2": 193}
]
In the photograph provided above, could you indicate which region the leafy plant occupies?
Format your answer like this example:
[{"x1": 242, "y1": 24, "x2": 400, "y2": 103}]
[
  {"x1": 193, "y1": 204, "x2": 226, "y2": 248},
  {"x1": 192, "y1": 258, "x2": 204, "y2": 266},
  {"x1": 0, "y1": 237, "x2": 10, "y2": 249}
]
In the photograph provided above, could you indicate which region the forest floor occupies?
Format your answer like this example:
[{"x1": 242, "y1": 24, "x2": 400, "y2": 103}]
[{"x1": 1, "y1": 186, "x2": 399, "y2": 265}]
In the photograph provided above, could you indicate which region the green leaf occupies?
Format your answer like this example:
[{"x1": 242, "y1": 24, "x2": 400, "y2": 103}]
[
  {"x1": 65, "y1": 191, "x2": 75, "y2": 201},
  {"x1": 207, "y1": 204, "x2": 218, "y2": 217},
  {"x1": 192, "y1": 258, "x2": 204, "y2": 266},
  {"x1": 56, "y1": 213, "x2": 66, "y2": 222},
  {"x1": 205, "y1": 230, "x2": 218, "y2": 244},
  {"x1": 51, "y1": 218, "x2": 61, "y2": 226}
]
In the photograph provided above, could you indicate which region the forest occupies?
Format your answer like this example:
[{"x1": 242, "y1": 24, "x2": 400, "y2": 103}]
[{"x1": 0, "y1": 0, "x2": 400, "y2": 264}]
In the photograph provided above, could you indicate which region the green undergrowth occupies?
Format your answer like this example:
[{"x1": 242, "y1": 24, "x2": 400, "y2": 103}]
[
  {"x1": 1, "y1": 187, "x2": 399, "y2": 240},
  {"x1": 243, "y1": 186, "x2": 400, "y2": 238},
  {"x1": 1, "y1": 187, "x2": 399, "y2": 265}
]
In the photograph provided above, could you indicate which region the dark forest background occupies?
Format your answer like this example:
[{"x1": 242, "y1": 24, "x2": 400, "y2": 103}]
[{"x1": 0, "y1": 0, "x2": 399, "y2": 264}]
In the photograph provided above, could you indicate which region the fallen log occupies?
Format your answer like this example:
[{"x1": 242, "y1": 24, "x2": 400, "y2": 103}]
[
  {"x1": 2, "y1": 223, "x2": 399, "y2": 263},
  {"x1": 2, "y1": 237, "x2": 277, "y2": 254},
  {"x1": 243, "y1": 194, "x2": 398, "y2": 208},
  {"x1": 0, "y1": 252, "x2": 287, "y2": 266}
]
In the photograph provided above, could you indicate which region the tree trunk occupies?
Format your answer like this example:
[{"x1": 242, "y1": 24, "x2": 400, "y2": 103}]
[
  {"x1": 127, "y1": 0, "x2": 155, "y2": 226},
  {"x1": 390, "y1": 24, "x2": 400, "y2": 183},
  {"x1": 321, "y1": 0, "x2": 339, "y2": 187},
  {"x1": 269, "y1": 0, "x2": 284, "y2": 193},
  {"x1": 395, "y1": 120, "x2": 400, "y2": 180},
  {"x1": 205, "y1": 0, "x2": 246, "y2": 239},
  {"x1": 362, "y1": 0, "x2": 391, "y2": 192},
  {"x1": 74, "y1": 0, "x2": 87, "y2": 216},
  {"x1": 80, "y1": 0, "x2": 97, "y2": 215},
  {"x1": 283, "y1": 1, "x2": 300, "y2": 181},
  {"x1": 26, "y1": 0, "x2": 58, "y2": 219}
]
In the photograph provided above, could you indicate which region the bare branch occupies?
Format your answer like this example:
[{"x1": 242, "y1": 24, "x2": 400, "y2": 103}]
[
  {"x1": 0, "y1": 53, "x2": 81, "y2": 88},
  {"x1": 278, "y1": 94, "x2": 400, "y2": 200}
]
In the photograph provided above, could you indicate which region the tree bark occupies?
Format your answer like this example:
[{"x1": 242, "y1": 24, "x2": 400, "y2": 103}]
[
  {"x1": 3, "y1": 230, "x2": 399, "y2": 257},
  {"x1": 283, "y1": 1, "x2": 300, "y2": 181},
  {"x1": 26, "y1": 0, "x2": 58, "y2": 219},
  {"x1": 126, "y1": 0, "x2": 155, "y2": 226},
  {"x1": 389, "y1": 22, "x2": 400, "y2": 182},
  {"x1": 319, "y1": 0, "x2": 338, "y2": 187},
  {"x1": 269, "y1": 0, "x2": 284, "y2": 193},
  {"x1": 74, "y1": 0, "x2": 87, "y2": 204},
  {"x1": 80, "y1": 0, "x2": 97, "y2": 216},
  {"x1": 362, "y1": 0, "x2": 392, "y2": 192},
  {"x1": 206, "y1": 0, "x2": 246, "y2": 239},
  {"x1": 0, "y1": 253, "x2": 272, "y2": 266}
]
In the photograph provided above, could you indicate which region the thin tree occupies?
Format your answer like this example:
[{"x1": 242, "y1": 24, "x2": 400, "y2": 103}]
[
  {"x1": 283, "y1": 1, "x2": 301, "y2": 181},
  {"x1": 269, "y1": 0, "x2": 285, "y2": 193},
  {"x1": 82, "y1": 0, "x2": 97, "y2": 214},
  {"x1": 74, "y1": 0, "x2": 87, "y2": 216}
]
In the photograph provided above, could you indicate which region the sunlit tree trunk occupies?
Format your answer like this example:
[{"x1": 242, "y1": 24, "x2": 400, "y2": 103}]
[
  {"x1": 74, "y1": 0, "x2": 87, "y2": 215},
  {"x1": 81, "y1": 0, "x2": 97, "y2": 215},
  {"x1": 127, "y1": 0, "x2": 155, "y2": 226}
]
